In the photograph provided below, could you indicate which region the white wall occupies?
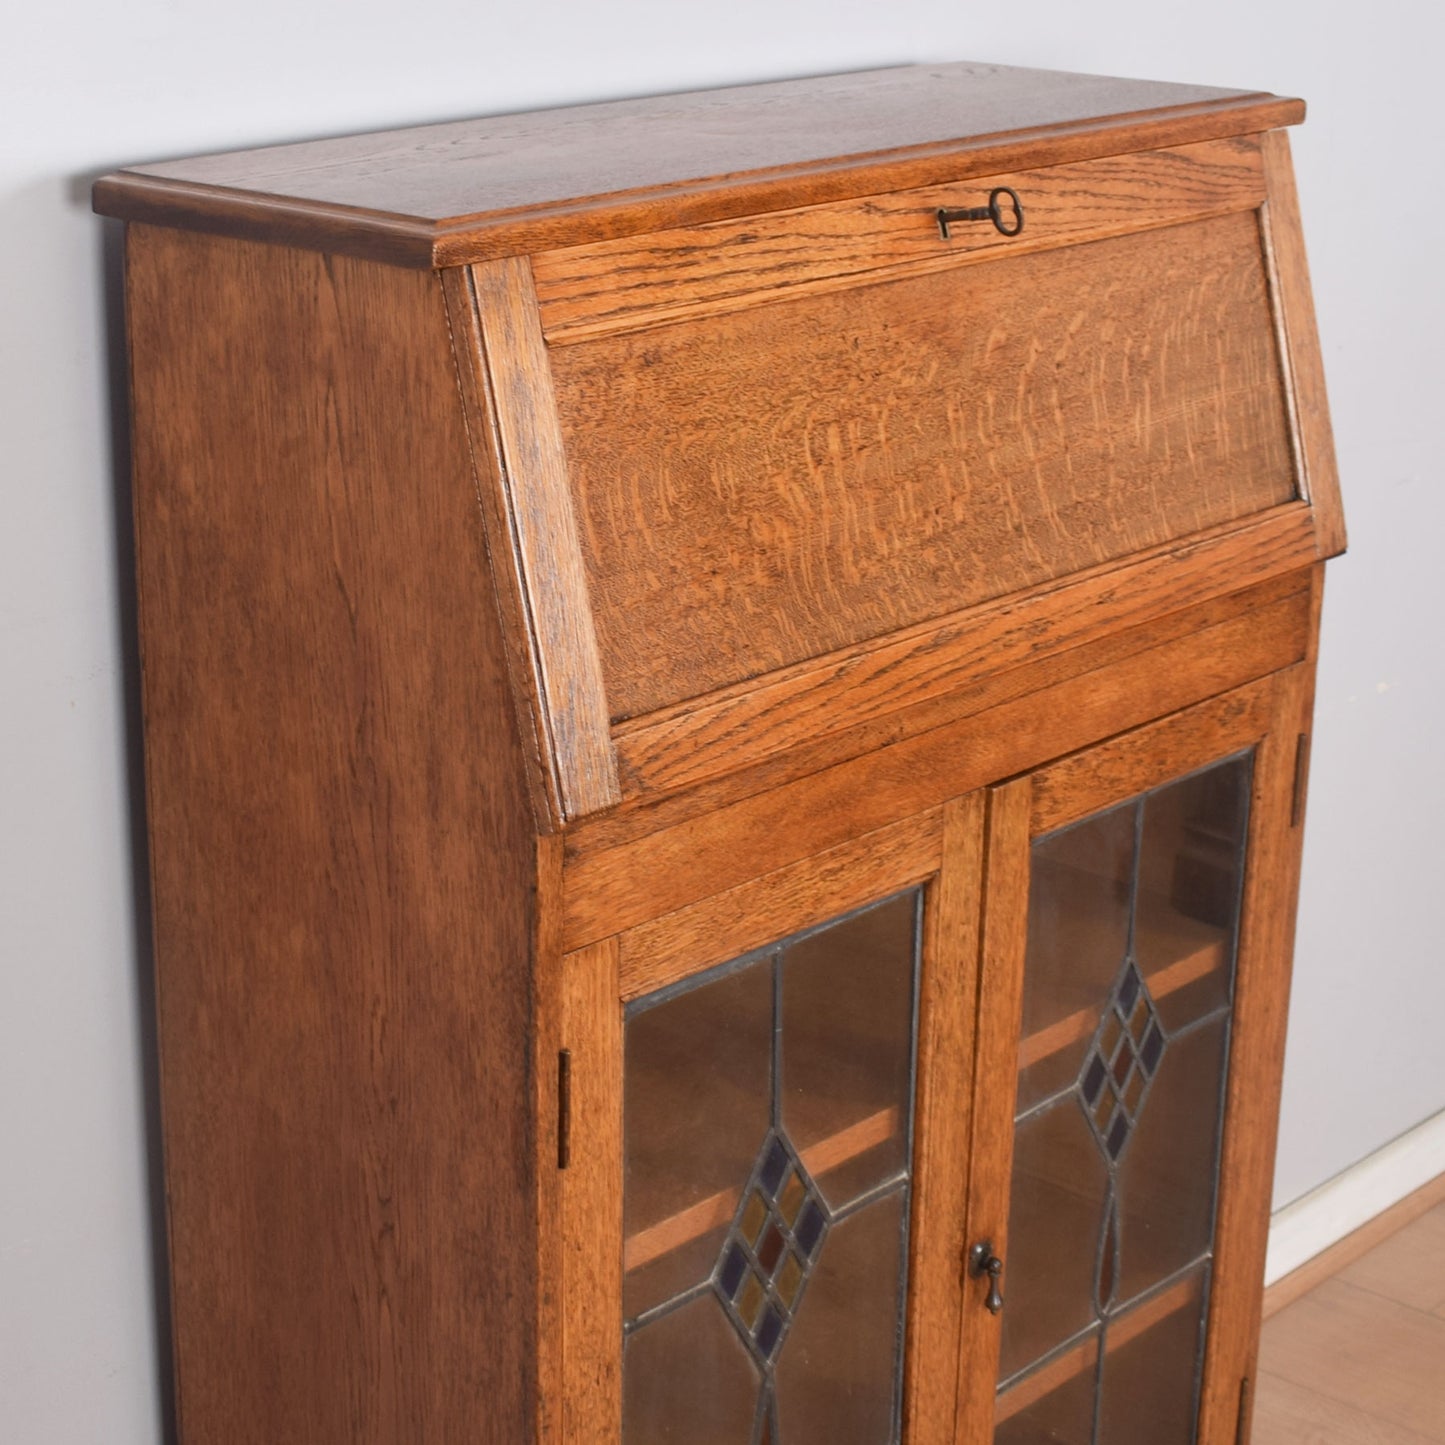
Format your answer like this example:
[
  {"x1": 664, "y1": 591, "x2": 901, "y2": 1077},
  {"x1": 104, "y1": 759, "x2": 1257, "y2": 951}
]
[{"x1": 2, "y1": 3, "x2": 1441, "y2": 1440}]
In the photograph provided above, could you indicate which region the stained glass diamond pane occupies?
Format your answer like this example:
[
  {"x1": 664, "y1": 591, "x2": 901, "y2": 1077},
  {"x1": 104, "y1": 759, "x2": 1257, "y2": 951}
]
[
  {"x1": 1129, "y1": 995, "x2": 1150, "y2": 1041},
  {"x1": 757, "y1": 1306, "x2": 785, "y2": 1359},
  {"x1": 1094, "y1": 1091, "x2": 1116, "y2": 1132},
  {"x1": 1107, "y1": 1113, "x2": 1130, "y2": 1159},
  {"x1": 796, "y1": 1201, "x2": 825, "y2": 1258},
  {"x1": 779, "y1": 1173, "x2": 806, "y2": 1225},
  {"x1": 1078, "y1": 956, "x2": 1168, "y2": 1164},
  {"x1": 760, "y1": 1139, "x2": 789, "y2": 1196},
  {"x1": 757, "y1": 1224, "x2": 785, "y2": 1275},
  {"x1": 1141, "y1": 1023, "x2": 1164, "y2": 1075},
  {"x1": 1119, "y1": 963, "x2": 1141, "y2": 1012},
  {"x1": 777, "y1": 1254, "x2": 804, "y2": 1307},
  {"x1": 1101, "y1": 1012, "x2": 1124, "y2": 1059},
  {"x1": 713, "y1": 1129, "x2": 831, "y2": 1370},
  {"x1": 720, "y1": 1244, "x2": 748, "y2": 1299},
  {"x1": 739, "y1": 1276, "x2": 766, "y2": 1330}
]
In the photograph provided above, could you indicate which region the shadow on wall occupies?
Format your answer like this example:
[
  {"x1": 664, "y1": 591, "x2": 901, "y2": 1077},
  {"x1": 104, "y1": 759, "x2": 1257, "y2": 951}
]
[{"x1": 94, "y1": 204, "x2": 179, "y2": 1445}]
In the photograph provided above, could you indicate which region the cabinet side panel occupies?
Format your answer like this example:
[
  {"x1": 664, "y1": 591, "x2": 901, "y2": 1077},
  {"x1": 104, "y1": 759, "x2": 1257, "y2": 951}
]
[{"x1": 125, "y1": 226, "x2": 538, "y2": 1444}]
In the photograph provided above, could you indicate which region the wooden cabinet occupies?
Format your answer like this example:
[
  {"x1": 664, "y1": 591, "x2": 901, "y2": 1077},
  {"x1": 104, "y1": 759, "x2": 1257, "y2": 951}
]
[{"x1": 95, "y1": 60, "x2": 1343, "y2": 1445}]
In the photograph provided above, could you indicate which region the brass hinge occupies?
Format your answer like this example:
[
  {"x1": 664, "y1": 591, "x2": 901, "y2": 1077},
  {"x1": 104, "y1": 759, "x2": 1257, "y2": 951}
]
[
  {"x1": 1291, "y1": 732, "x2": 1311, "y2": 828},
  {"x1": 1235, "y1": 1375, "x2": 1254, "y2": 1445},
  {"x1": 557, "y1": 1049, "x2": 572, "y2": 1170}
]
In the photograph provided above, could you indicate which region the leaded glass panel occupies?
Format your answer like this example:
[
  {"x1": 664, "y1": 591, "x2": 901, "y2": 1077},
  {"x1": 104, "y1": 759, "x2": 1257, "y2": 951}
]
[
  {"x1": 994, "y1": 754, "x2": 1251, "y2": 1444},
  {"x1": 623, "y1": 892, "x2": 922, "y2": 1443}
]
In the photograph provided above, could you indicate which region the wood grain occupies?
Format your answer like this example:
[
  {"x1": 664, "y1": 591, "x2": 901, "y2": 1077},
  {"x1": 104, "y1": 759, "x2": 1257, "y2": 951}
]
[
  {"x1": 533, "y1": 136, "x2": 1265, "y2": 341},
  {"x1": 108, "y1": 62, "x2": 1343, "y2": 1445},
  {"x1": 1254, "y1": 1371, "x2": 1442, "y2": 1445},
  {"x1": 613, "y1": 509, "x2": 1318, "y2": 802},
  {"x1": 1198, "y1": 663, "x2": 1318, "y2": 1445},
  {"x1": 441, "y1": 266, "x2": 558, "y2": 829},
  {"x1": 551, "y1": 210, "x2": 1298, "y2": 719},
  {"x1": 559, "y1": 937, "x2": 624, "y2": 1445},
  {"x1": 445, "y1": 258, "x2": 619, "y2": 821},
  {"x1": 1257, "y1": 1281, "x2": 1445, "y2": 1442},
  {"x1": 1338, "y1": 1202, "x2": 1445, "y2": 1316},
  {"x1": 532, "y1": 833, "x2": 567, "y2": 1445},
  {"x1": 93, "y1": 63, "x2": 1303, "y2": 266},
  {"x1": 1029, "y1": 673, "x2": 1277, "y2": 833},
  {"x1": 586, "y1": 568, "x2": 1313, "y2": 852},
  {"x1": 905, "y1": 794, "x2": 987, "y2": 1445},
  {"x1": 1265, "y1": 1179, "x2": 1445, "y2": 1321},
  {"x1": 1255, "y1": 1194, "x2": 1445, "y2": 1442},
  {"x1": 1260, "y1": 129, "x2": 1347, "y2": 561},
  {"x1": 951, "y1": 780, "x2": 1033, "y2": 1435},
  {"x1": 563, "y1": 582, "x2": 1313, "y2": 945},
  {"x1": 614, "y1": 809, "x2": 943, "y2": 998},
  {"x1": 126, "y1": 226, "x2": 539, "y2": 1444}
]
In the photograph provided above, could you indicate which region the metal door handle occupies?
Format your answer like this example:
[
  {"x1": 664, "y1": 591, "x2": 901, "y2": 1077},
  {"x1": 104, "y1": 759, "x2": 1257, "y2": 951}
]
[{"x1": 970, "y1": 1241, "x2": 1005, "y2": 1314}]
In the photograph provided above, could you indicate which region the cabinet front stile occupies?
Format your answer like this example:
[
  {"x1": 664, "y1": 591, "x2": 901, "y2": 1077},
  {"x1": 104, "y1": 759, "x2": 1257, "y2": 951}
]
[
  {"x1": 953, "y1": 671, "x2": 1314, "y2": 1445},
  {"x1": 553, "y1": 804, "x2": 984, "y2": 1444}
]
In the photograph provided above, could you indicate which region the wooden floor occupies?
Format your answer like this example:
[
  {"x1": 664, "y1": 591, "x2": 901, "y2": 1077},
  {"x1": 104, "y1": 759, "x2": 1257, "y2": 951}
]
[{"x1": 1254, "y1": 1202, "x2": 1445, "y2": 1442}]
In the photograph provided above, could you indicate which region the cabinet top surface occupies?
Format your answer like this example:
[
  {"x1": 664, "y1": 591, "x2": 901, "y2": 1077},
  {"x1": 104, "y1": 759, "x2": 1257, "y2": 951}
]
[{"x1": 92, "y1": 61, "x2": 1302, "y2": 266}]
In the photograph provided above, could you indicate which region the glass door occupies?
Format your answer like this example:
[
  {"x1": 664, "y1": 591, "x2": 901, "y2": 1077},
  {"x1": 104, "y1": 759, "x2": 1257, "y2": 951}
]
[
  {"x1": 555, "y1": 802, "x2": 982, "y2": 1445},
  {"x1": 955, "y1": 671, "x2": 1314, "y2": 1445},
  {"x1": 622, "y1": 892, "x2": 922, "y2": 1443},
  {"x1": 996, "y1": 755, "x2": 1248, "y2": 1439}
]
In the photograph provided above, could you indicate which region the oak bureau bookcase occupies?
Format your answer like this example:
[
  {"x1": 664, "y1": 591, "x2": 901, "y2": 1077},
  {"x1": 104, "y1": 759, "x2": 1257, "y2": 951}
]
[{"x1": 95, "y1": 60, "x2": 1345, "y2": 1445}]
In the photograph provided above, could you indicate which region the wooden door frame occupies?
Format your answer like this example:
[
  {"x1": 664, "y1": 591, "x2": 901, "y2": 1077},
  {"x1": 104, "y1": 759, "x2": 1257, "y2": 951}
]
[
  {"x1": 953, "y1": 665, "x2": 1316, "y2": 1443},
  {"x1": 546, "y1": 800, "x2": 986, "y2": 1444}
]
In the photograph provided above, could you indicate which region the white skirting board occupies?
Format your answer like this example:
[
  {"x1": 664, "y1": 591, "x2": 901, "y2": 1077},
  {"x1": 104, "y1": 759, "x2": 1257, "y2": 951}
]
[{"x1": 1265, "y1": 1107, "x2": 1445, "y2": 1286}]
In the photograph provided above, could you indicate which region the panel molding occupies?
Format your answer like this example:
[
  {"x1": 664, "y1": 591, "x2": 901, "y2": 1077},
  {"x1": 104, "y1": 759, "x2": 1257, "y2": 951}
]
[
  {"x1": 443, "y1": 259, "x2": 620, "y2": 824},
  {"x1": 950, "y1": 780, "x2": 1033, "y2": 1437},
  {"x1": 558, "y1": 936, "x2": 624, "y2": 1445},
  {"x1": 533, "y1": 137, "x2": 1266, "y2": 343},
  {"x1": 564, "y1": 581, "x2": 1313, "y2": 942},
  {"x1": 613, "y1": 508, "x2": 1319, "y2": 802},
  {"x1": 1197, "y1": 664, "x2": 1316, "y2": 1442},
  {"x1": 611, "y1": 809, "x2": 944, "y2": 996},
  {"x1": 552, "y1": 212, "x2": 1299, "y2": 722},
  {"x1": 1259, "y1": 128, "x2": 1347, "y2": 560}
]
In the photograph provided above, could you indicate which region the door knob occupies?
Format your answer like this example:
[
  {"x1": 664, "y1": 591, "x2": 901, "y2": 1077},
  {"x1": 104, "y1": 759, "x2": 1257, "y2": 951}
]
[{"x1": 969, "y1": 1241, "x2": 1005, "y2": 1314}]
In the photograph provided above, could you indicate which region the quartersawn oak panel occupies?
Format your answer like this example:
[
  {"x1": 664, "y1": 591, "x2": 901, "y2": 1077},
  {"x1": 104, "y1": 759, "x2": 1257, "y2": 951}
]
[
  {"x1": 126, "y1": 227, "x2": 539, "y2": 1444},
  {"x1": 551, "y1": 209, "x2": 1298, "y2": 720}
]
